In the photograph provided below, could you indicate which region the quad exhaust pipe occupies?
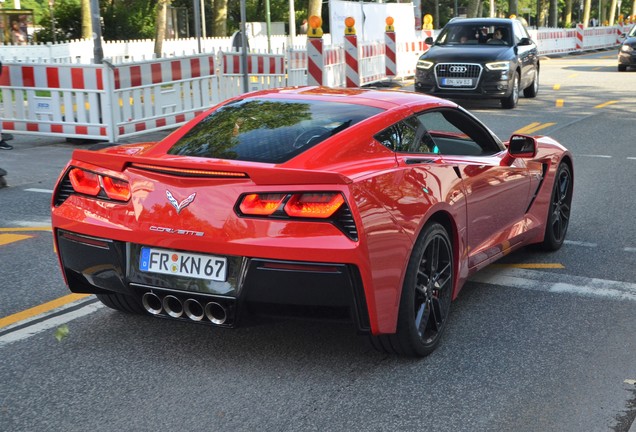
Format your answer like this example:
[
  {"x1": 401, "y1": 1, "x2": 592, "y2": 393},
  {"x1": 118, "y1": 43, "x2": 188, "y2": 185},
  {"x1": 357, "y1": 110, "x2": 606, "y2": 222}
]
[{"x1": 141, "y1": 292, "x2": 230, "y2": 325}]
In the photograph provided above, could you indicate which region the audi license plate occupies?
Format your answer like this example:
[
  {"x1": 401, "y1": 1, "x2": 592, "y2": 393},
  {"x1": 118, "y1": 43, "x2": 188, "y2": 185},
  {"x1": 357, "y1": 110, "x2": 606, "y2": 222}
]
[
  {"x1": 442, "y1": 78, "x2": 472, "y2": 87},
  {"x1": 139, "y1": 247, "x2": 227, "y2": 281}
]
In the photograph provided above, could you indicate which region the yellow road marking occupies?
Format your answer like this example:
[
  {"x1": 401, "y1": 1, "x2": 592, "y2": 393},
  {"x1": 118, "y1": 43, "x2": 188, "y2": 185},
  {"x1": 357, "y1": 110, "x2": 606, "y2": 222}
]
[
  {"x1": 0, "y1": 233, "x2": 33, "y2": 246},
  {"x1": 592, "y1": 67, "x2": 602, "y2": 71},
  {"x1": 515, "y1": 122, "x2": 556, "y2": 134},
  {"x1": 553, "y1": 84, "x2": 561, "y2": 90},
  {"x1": 514, "y1": 122, "x2": 541, "y2": 134},
  {"x1": 0, "y1": 226, "x2": 51, "y2": 232},
  {"x1": 595, "y1": 100, "x2": 618, "y2": 109},
  {"x1": 556, "y1": 99, "x2": 564, "y2": 107},
  {"x1": 0, "y1": 293, "x2": 91, "y2": 329},
  {"x1": 567, "y1": 73, "x2": 578, "y2": 79},
  {"x1": 492, "y1": 263, "x2": 565, "y2": 269}
]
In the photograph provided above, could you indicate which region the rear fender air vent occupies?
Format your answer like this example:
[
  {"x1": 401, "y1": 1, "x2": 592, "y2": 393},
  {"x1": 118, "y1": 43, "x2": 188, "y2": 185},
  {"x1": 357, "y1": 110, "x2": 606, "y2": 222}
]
[
  {"x1": 54, "y1": 175, "x2": 74, "y2": 207},
  {"x1": 333, "y1": 204, "x2": 359, "y2": 242}
]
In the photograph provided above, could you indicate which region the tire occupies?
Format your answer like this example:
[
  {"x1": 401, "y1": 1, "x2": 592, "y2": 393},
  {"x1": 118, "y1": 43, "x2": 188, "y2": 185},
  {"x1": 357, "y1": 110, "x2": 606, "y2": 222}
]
[
  {"x1": 97, "y1": 292, "x2": 145, "y2": 314},
  {"x1": 501, "y1": 72, "x2": 520, "y2": 109},
  {"x1": 523, "y1": 69, "x2": 539, "y2": 98},
  {"x1": 618, "y1": 64, "x2": 627, "y2": 72},
  {"x1": 370, "y1": 222, "x2": 454, "y2": 357},
  {"x1": 541, "y1": 163, "x2": 573, "y2": 251}
]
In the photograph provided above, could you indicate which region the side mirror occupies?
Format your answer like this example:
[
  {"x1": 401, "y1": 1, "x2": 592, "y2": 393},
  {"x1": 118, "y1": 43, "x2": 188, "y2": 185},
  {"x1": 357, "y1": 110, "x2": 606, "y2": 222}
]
[
  {"x1": 518, "y1": 37, "x2": 533, "y2": 46},
  {"x1": 425, "y1": 36, "x2": 434, "y2": 45},
  {"x1": 508, "y1": 134, "x2": 537, "y2": 158}
]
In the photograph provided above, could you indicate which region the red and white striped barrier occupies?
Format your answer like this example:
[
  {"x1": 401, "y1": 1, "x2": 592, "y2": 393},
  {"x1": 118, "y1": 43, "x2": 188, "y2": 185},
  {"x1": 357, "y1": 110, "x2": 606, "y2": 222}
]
[
  {"x1": 0, "y1": 63, "x2": 108, "y2": 138},
  {"x1": 576, "y1": 24, "x2": 584, "y2": 51},
  {"x1": 385, "y1": 31, "x2": 397, "y2": 78},
  {"x1": 307, "y1": 38, "x2": 324, "y2": 86},
  {"x1": 344, "y1": 34, "x2": 360, "y2": 88}
]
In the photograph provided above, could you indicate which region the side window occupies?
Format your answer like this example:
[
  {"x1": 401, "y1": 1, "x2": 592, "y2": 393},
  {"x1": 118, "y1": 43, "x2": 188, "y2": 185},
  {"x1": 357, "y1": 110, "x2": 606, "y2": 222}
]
[
  {"x1": 513, "y1": 21, "x2": 529, "y2": 44},
  {"x1": 375, "y1": 117, "x2": 421, "y2": 153},
  {"x1": 415, "y1": 109, "x2": 502, "y2": 156}
]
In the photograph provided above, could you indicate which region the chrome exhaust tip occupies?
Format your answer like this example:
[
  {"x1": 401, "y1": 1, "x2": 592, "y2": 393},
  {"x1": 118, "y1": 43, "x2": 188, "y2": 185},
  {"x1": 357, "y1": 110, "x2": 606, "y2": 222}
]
[
  {"x1": 162, "y1": 295, "x2": 183, "y2": 318},
  {"x1": 183, "y1": 298, "x2": 205, "y2": 321},
  {"x1": 204, "y1": 302, "x2": 227, "y2": 325},
  {"x1": 142, "y1": 292, "x2": 162, "y2": 315}
]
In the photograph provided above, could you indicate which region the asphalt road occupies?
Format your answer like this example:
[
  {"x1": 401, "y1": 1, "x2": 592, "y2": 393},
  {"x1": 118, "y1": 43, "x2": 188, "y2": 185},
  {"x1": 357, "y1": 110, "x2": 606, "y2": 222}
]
[{"x1": 1, "y1": 50, "x2": 635, "y2": 432}]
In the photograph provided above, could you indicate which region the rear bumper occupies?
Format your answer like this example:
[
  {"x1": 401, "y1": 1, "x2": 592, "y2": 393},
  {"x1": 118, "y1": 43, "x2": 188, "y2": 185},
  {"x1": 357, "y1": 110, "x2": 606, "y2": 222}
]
[{"x1": 56, "y1": 229, "x2": 371, "y2": 333}]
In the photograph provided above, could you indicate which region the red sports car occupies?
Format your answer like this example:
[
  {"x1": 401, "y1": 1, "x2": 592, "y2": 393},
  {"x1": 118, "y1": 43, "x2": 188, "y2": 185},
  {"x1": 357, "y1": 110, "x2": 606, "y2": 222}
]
[{"x1": 51, "y1": 87, "x2": 573, "y2": 357}]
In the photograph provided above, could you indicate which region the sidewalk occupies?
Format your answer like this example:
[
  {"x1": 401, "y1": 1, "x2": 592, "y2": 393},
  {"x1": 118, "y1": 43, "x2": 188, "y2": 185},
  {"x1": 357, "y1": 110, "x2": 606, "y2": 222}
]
[{"x1": 0, "y1": 130, "x2": 173, "y2": 189}]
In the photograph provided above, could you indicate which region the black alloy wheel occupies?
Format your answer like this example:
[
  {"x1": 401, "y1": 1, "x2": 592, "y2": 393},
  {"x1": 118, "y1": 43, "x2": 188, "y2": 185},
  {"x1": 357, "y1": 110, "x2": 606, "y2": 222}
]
[
  {"x1": 542, "y1": 162, "x2": 573, "y2": 251},
  {"x1": 501, "y1": 72, "x2": 519, "y2": 109},
  {"x1": 370, "y1": 222, "x2": 454, "y2": 357},
  {"x1": 523, "y1": 69, "x2": 539, "y2": 98}
]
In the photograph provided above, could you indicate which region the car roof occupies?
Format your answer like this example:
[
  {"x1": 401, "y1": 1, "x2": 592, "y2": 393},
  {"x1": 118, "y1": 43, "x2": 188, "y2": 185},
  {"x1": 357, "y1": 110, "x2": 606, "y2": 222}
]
[{"x1": 235, "y1": 86, "x2": 457, "y2": 111}]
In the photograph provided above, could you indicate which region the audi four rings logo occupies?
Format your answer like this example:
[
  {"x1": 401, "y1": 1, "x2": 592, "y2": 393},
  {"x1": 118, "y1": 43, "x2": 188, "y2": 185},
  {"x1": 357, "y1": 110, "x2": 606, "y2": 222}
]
[{"x1": 449, "y1": 66, "x2": 467, "y2": 73}]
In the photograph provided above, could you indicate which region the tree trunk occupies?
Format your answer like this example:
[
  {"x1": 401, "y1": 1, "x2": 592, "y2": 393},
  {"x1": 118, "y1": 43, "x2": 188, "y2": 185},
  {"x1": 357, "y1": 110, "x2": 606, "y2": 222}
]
[
  {"x1": 550, "y1": 0, "x2": 559, "y2": 25},
  {"x1": 154, "y1": 0, "x2": 168, "y2": 58},
  {"x1": 82, "y1": 0, "x2": 92, "y2": 39},
  {"x1": 583, "y1": 0, "x2": 592, "y2": 27},
  {"x1": 466, "y1": 0, "x2": 480, "y2": 17},
  {"x1": 563, "y1": 0, "x2": 573, "y2": 27},
  {"x1": 213, "y1": 0, "x2": 228, "y2": 36},
  {"x1": 608, "y1": 0, "x2": 617, "y2": 24}
]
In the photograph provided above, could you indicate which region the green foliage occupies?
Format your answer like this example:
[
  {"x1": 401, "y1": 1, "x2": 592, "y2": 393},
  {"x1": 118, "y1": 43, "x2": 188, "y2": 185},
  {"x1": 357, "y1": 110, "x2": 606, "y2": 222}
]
[
  {"x1": 35, "y1": 0, "x2": 82, "y2": 42},
  {"x1": 102, "y1": 0, "x2": 157, "y2": 40}
]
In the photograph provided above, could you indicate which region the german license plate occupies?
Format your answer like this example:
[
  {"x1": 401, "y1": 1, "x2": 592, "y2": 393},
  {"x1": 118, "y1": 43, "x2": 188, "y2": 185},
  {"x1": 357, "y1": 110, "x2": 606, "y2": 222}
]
[
  {"x1": 139, "y1": 247, "x2": 227, "y2": 281},
  {"x1": 442, "y1": 78, "x2": 472, "y2": 86}
]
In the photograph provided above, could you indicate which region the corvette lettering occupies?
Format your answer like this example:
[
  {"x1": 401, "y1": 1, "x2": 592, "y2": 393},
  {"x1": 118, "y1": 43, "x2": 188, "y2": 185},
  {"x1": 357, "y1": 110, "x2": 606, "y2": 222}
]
[{"x1": 149, "y1": 226, "x2": 204, "y2": 237}]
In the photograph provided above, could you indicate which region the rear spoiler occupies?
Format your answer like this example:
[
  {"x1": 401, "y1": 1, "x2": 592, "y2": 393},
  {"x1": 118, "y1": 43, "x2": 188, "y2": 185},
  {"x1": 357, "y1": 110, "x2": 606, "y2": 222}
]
[{"x1": 70, "y1": 148, "x2": 353, "y2": 186}]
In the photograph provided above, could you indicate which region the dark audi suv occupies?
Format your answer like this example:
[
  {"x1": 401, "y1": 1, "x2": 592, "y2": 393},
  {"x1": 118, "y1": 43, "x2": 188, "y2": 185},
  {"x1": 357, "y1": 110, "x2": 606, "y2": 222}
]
[{"x1": 415, "y1": 18, "x2": 540, "y2": 108}]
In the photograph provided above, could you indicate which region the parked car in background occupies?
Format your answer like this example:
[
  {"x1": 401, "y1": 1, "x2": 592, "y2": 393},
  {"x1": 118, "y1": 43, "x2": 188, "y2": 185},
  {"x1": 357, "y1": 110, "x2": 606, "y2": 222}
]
[
  {"x1": 51, "y1": 87, "x2": 573, "y2": 357},
  {"x1": 415, "y1": 18, "x2": 540, "y2": 109},
  {"x1": 618, "y1": 24, "x2": 636, "y2": 71}
]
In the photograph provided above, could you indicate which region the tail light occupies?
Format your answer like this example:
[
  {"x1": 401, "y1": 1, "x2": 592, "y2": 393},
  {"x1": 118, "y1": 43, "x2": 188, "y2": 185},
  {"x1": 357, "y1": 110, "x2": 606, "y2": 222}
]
[
  {"x1": 284, "y1": 193, "x2": 345, "y2": 218},
  {"x1": 68, "y1": 168, "x2": 100, "y2": 196},
  {"x1": 239, "y1": 193, "x2": 286, "y2": 215},
  {"x1": 238, "y1": 192, "x2": 344, "y2": 219},
  {"x1": 67, "y1": 167, "x2": 131, "y2": 202}
]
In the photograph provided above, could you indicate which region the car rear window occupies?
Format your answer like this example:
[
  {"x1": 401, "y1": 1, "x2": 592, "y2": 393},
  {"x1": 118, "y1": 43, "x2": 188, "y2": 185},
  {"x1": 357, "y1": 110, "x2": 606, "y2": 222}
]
[{"x1": 167, "y1": 98, "x2": 383, "y2": 163}]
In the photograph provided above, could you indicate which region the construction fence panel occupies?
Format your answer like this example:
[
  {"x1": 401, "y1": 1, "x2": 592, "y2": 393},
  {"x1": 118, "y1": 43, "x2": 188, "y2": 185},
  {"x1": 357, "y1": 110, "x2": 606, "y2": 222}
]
[
  {"x1": 110, "y1": 54, "x2": 219, "y2": 139},
  {"x1": 0, "y1": 63, "x2": 109, "y2": 140},
  {"x1": 359, "y1": 41, "x2": 386, "y2": 86}
]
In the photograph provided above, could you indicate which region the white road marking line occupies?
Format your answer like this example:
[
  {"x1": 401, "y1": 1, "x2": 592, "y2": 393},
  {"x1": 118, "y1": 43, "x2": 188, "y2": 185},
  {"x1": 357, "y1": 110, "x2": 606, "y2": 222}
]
[
  {"x1": 11, "y1": 220, "x2": 52, "y2": 227},
  {"x1": 625, "y1": 247, "x2": 636, "y2": 253},
  {"x1": 627, "y1": 157, "x2": 636, "y2": 160},
  {"x1": 470, "y1": 267, "x2": 636, "y2": 302},
  {"x1": 577, "y1": 154, "x2": 612, "y2": 158},
  {"x1": 0, "y1": 299, "x2": 103, "y2": 348},
  {"x1": 564, "y1": 240, "x2": 597, "y2": 247},
  {"x1": 25, "y1": 188, "x2": 53, "y2": 194}
]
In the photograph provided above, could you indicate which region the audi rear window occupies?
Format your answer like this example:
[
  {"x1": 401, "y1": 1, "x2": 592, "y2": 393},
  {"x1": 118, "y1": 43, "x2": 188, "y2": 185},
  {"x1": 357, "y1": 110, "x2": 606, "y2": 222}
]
[{"x1": 167, "y1": 98, "x2": 383, "y2": 163}]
